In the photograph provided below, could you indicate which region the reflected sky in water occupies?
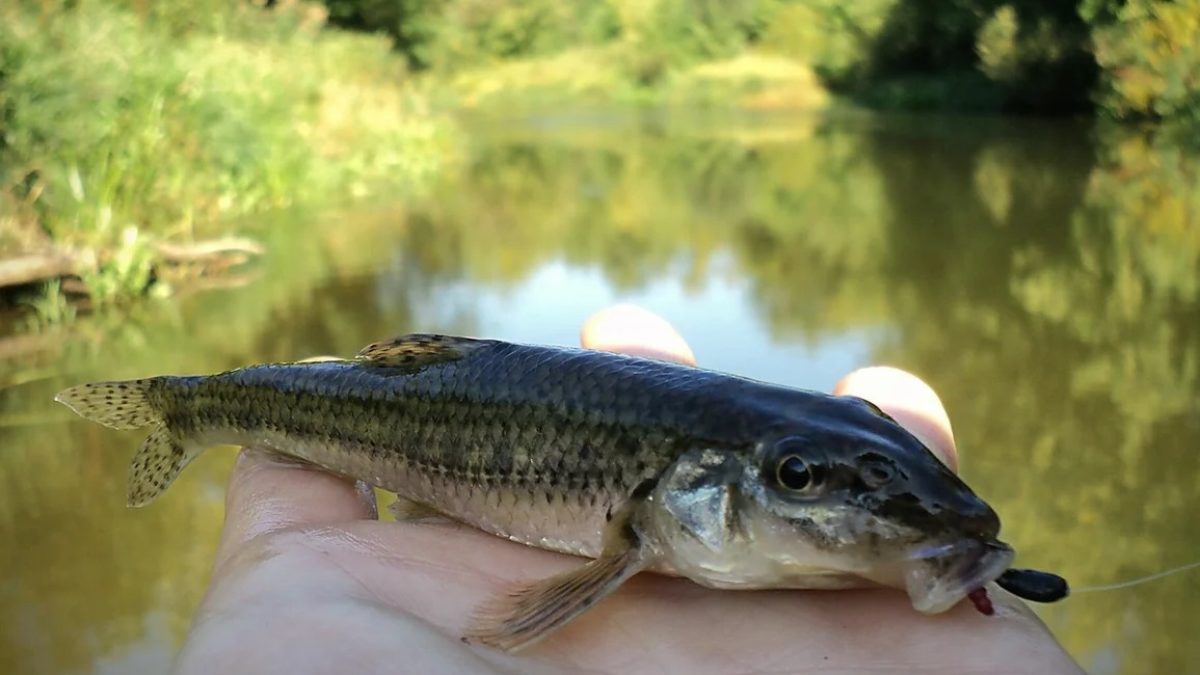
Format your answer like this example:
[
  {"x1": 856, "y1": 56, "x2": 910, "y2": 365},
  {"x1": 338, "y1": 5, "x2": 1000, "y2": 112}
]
[
  {"x1": 434, "y1": 259, "x2": 877, "y2": 390},
  {"x1": 2, "y1": 111, "x2": 1198, "y2": 674}
]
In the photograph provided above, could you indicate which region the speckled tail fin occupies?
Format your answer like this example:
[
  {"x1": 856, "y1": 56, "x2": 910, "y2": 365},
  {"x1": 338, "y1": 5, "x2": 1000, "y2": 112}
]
[
  {"x1": 356, "y1": 334, "x2": 495, "y2": 369},
  {"x1": 56, "y1": 378, "x2": 198, "y2": 507},
  {"x1": 55, "y1": 379, "x2": 161, "y2": 430}
]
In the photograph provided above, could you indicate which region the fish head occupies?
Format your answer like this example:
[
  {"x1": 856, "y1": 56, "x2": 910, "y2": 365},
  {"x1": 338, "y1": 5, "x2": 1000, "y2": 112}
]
[{"x1": 650, "y1": 393, "x2": 1012, "y2": 613}]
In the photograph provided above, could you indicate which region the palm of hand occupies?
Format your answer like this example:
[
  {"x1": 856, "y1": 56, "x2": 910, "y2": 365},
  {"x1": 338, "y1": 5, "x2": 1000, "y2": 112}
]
[{"x1": 176, "y1": 311, "x2": 1080, "y2": 674}]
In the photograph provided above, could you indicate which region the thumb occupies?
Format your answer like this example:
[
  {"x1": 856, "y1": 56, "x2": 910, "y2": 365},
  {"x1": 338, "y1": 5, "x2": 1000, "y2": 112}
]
[
  {"x1": 212, "y1": 447, "x2": 378, "y2": 572},
  {"x1": 834, "y1": 366, "x2": 959, "y2": 472}
]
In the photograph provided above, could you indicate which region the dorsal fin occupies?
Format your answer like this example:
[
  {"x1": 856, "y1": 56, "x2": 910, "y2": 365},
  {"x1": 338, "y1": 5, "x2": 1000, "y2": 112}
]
[{"x1": 355, "y1": 333, "x2": 494, "y2": 368}]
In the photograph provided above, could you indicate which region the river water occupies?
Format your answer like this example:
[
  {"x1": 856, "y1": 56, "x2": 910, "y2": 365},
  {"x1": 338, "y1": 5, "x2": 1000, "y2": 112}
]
[{"x1": 2, "y1": 111, "x2": 1197, "y2": 673}]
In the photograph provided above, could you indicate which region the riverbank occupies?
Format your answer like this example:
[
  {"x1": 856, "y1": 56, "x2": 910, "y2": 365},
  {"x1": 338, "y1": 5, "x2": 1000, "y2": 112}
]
[
  {"x1": 3, "y1": 0, "x2": 1197, "y2": 325},
  {"x1": 0, "y1": 1, "x2": 457, "y2": 318}
]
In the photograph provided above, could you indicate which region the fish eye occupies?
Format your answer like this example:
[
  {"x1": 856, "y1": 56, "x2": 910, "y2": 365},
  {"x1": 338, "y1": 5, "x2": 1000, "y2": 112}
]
[{"x1": 776, "y1": 455, "x2": 824, "y2": 495}]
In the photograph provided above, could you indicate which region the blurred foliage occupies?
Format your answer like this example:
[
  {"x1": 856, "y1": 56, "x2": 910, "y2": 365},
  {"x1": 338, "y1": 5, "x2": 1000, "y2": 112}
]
[
  {"x1": 431, "y1": 1, "x2": 621, "y2": 69},
  {"x1": 319, "y1": 0, "x2": 1200, "y2": 118},
  {"x1": 3, "y1": 0, "x2": 1197, "y2": 320},
  {"x1": 322, "y1": 0, "x2": 446, "y2": 69},
  {"x1": 0, "y1": 0, "x2": 457, "y2": 303},
  {"x1": 4, "y1": 114, "x2": 1198, "y2": 673},
  {"x1": 1091, "y1": 0, "x2": 1200, "y2": 121}
]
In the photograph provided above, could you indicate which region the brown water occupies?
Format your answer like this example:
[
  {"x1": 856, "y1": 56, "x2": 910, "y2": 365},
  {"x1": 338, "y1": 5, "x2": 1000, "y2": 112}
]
[{"x1": 2, "y1": 111, "x2": 1198, "y2": 674}]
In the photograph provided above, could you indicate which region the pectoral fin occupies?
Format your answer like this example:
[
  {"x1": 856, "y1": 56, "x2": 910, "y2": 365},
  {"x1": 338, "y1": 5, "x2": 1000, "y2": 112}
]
[
  {"x1": 465, "y1": 490, "x2": 656, "y2": 652},
  {"x1": 463, "y1": 544, "x2": 647, "y2": 651}
]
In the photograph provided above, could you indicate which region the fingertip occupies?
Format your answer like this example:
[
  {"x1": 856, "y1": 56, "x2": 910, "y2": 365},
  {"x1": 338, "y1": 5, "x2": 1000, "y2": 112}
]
[
  {"x1": 580, "y1": 304, "x2": 696, "y2": 366},
  {"x1": 834, "y1": 367, "x2": 958, "y2": 472}
]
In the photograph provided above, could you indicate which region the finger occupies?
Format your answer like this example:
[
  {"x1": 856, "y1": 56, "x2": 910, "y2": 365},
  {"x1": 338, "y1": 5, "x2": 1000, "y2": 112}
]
[
  {"x1": 338, "y1": 520, "x2": 1071, "y2": 672},
  {"x1": 580, "y1": 304, "x2": 696, "y2": 366},
  {"x1": 834, "y1": 366, "x2": 958, "y2": 472},
  {"x1": 213, "y1": 447, "x2": 378, "y2": 570}
]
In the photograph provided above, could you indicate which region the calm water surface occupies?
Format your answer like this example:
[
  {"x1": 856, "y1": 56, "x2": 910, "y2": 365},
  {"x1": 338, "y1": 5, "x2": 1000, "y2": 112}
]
[{"x1": 2, "y1": 112, "x2": 1198, "y2": 673}]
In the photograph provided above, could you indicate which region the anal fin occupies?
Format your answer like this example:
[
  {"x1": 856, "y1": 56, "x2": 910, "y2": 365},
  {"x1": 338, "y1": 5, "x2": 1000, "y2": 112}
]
[{"x1": 388, "y1": 496, "x2": 450, "y2": 523}]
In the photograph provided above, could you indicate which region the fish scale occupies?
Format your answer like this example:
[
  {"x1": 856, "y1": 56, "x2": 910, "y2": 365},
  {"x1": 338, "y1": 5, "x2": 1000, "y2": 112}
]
[{"x1": 194, "y1": 355, "x2": 668, "y2": 540}]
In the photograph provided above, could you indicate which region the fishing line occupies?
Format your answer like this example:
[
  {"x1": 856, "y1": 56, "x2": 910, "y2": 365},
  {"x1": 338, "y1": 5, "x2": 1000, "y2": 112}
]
[{"x1": 1071, "y1": 559, "x2": 1200, "y2": 593}]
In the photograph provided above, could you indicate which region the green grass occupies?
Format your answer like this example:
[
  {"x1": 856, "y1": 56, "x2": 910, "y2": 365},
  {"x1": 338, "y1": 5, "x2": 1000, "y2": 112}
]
[
  {"x1": 0, "y1": 0, "x2": 458, "y2": 307},
  {"x1": 434, "y1": 47, "x2": 833, "y2": 112}
]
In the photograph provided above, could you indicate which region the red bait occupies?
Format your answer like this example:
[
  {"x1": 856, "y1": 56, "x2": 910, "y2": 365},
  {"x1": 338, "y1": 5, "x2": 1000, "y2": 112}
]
[{"x1": 968, "y1": 587, "x2": 994, "y2": 615}]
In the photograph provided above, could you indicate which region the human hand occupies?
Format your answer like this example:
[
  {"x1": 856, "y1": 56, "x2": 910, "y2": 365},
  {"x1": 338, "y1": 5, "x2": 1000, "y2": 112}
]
[{"x1": 175, "y1": 305, "x2": 1082, "y2": 674}]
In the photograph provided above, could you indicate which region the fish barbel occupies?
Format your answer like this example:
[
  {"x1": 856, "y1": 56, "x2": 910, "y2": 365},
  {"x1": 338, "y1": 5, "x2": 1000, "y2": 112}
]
[{"x1": 56, "y1": 334, "x2": 1046, "y2": 650}]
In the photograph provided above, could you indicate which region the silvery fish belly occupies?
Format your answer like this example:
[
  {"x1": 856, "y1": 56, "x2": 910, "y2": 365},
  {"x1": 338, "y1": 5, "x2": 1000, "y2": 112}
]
[{"x1": 56, "y1": 333, "x2": 1020, "y2": 651}]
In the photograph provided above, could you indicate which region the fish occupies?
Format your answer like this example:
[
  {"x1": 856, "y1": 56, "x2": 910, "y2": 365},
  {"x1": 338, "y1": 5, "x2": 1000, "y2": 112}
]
[{"x1": 54, "y1": 333, "x2": 1063, "y2": 651}]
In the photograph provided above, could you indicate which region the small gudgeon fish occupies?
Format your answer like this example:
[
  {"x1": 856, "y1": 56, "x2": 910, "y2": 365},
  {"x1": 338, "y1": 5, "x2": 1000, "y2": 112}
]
[{"x1": 55, "y1": 334, "x2": 1067, "y2": 650}]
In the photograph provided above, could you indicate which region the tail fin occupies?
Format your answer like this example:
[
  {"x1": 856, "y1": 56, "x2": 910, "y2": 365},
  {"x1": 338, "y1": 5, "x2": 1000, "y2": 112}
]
[
  {"x1": 56, "y1": 379, "x2": 201, "y2": 507},
  {"x1": 55, "y1": 379, "x2": 160, "y2": 430}
]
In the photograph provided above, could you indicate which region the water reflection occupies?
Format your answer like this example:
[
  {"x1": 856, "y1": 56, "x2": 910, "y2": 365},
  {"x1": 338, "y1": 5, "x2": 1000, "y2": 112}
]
[{"x1": 2, "y1": 112, "x2": 1198, "y2": 674}]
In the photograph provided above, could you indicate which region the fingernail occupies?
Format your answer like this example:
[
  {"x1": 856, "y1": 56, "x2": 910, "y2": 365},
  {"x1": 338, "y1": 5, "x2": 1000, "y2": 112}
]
[
  {"x1": 834, "y1": 366, "x2": 958, "y2": 471},
  {"x1": 580, "y1": 304, "x2": 696, "y2": 366}
]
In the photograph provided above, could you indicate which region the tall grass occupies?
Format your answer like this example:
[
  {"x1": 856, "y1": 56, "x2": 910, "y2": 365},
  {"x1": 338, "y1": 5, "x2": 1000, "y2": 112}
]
[{"x1": 0, "y1": 0, "x2": 457, "y2": 304}]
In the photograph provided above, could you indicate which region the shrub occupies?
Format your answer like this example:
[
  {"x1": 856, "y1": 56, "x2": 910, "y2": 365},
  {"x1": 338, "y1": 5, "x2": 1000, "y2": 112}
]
[
  {"x1": 1091, "y1": 0, "x2": 1200, "y2": 120},
  {"x1": 0, "y1": 0, "x2": 455, "y2": 302}
]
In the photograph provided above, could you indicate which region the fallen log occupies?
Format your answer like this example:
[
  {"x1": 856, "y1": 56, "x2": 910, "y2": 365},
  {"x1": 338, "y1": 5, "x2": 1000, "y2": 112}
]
[
  {"x1": 0, "y1": 237, "x2": 263, "y2": 291},
  {"x1": 155, "y1": 237, "x2": 265, "y2": 263},
  {"x1": 0, "y1": 252, "x2": 80, "y2": 288}
]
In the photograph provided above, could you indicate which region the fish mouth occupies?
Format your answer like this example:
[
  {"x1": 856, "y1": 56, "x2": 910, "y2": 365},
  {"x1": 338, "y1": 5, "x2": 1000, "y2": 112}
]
[{"x1": 901, "y1": 539, "x2": 1015, "y2": 613}]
